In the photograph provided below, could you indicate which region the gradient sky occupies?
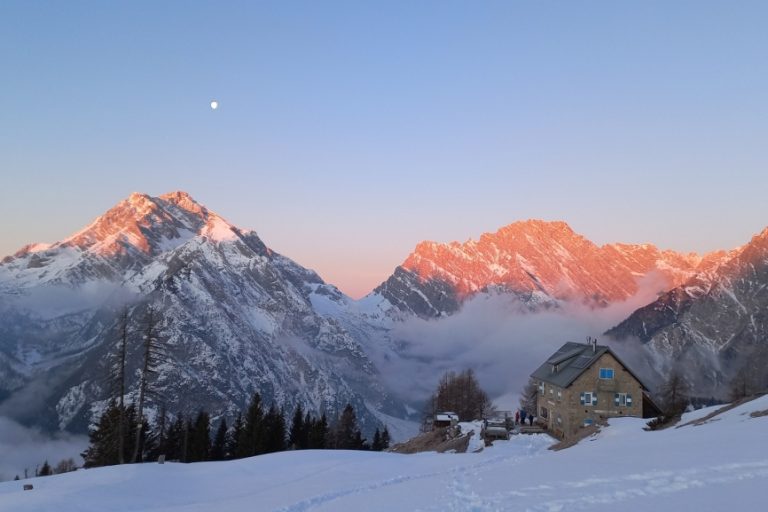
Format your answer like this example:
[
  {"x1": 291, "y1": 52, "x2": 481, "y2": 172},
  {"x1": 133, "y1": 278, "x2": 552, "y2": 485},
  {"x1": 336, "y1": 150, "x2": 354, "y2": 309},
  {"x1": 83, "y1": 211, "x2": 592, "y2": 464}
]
[{"x1": 2, "y1": 1, "x2": 767, "y2": 298}]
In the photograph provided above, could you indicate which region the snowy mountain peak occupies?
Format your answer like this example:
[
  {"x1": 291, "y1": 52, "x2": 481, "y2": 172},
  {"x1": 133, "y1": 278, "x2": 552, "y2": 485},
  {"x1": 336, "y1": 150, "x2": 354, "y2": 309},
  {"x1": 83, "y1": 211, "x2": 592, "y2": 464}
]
[
  {"x1": 376, "y1": 220, "x2": 721, "y2": 317},
  {"x1": 0, "y1": 191, "x2": 253, "y2": 289}
]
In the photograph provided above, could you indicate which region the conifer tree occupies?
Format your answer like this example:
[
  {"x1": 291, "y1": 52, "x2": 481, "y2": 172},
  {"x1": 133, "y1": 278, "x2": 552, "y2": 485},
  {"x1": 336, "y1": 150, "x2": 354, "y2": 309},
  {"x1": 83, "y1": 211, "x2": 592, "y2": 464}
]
[
  {"x1": 210, "y1": 418, "x2": 228, "y2": 461},
  {"x1": 148, "y1": 405, "x2": 169, "y2": 461},
  {"x1": 165, "y1": 414, "x2": 186, "y2": 461},
  {"x1": 239, "y1": 392, "x2": 264, "y2": 457},
  {"x1": 227, "y1": 413, "x2": 243, "y2": 459},
  {"x1": 371, "y1": 428, "x2": 382, "y2": 451},
  {"x1": 333, "y1": 404, "x2": 363, "y2": 450},
  {"x1": 381, "y1": 426, "x2": 390, "y2": 450},
  {"x1": 38, "y1": 461, "x2": 52, "y2": 477},
  {"x1": 132, "y1": 305, "x2": 163, "y2": 463},
  {"x1": 289, "y1": 404, "x2": 307, "y2": 449},
  {"x1": 308, "y1": 414, "x2": 328, "y2": 449},
  {"x1": 115, "y1": 307, "x2": 129, "y2": 464},
  {"x1": 82, "y1": 400, "x2": 121, "y2": 468},
  {"x1": 188, "y1": 411, "x2": 211, "y2": 462},
  {"x1": 263, "y1": 404, "x2": 287, "y2": 453}
]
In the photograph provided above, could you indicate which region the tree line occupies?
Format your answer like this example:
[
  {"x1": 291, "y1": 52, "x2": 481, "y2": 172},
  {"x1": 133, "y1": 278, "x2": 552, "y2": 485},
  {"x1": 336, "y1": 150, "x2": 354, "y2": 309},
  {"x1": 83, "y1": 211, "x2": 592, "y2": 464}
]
[
  {"x1": 79, "y1": 304, "x2": 389, "y2": 469},
  {"x1": 82, "y1": 393, "x2": 390, "y2": 468}
]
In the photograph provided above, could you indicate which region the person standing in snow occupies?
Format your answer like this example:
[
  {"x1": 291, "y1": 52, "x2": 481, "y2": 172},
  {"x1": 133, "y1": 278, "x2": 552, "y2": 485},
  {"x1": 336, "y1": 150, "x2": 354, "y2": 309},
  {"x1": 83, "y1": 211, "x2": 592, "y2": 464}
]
[
  {"x1": 521, "y1": 410, "x2": 527, "y2": 425},
  {"x1": 515, "y1": 410, "x2": 520, "y2": 425},
  {"x1": 528, "y1": 414, "x2": 534, "y2": 426}
]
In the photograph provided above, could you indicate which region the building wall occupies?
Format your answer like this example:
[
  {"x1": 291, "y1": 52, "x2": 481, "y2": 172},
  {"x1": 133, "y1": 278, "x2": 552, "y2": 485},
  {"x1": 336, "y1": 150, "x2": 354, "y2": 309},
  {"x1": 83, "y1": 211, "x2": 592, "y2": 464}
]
[{"x1": 536, "y1": 352, "x2": 644, "y2": 438}]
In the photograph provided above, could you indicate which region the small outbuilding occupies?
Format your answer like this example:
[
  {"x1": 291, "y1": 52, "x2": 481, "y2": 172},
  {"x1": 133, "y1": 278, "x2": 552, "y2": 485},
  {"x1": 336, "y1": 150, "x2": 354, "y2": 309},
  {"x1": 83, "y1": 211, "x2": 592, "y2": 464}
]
[{"x1": 433, "y1": 411, "x2": 459, "y2": 429}]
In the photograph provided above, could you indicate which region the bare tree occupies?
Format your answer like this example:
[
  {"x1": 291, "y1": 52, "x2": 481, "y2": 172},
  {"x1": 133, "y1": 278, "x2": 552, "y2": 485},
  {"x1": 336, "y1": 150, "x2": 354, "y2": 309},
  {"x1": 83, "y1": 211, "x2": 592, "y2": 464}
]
[
  {"x1": 424, "y1": 369, "x2": 495, "y2": 425},
  {"x1": 132, "y1": 305, "x2": 163, "y2": 463},
  {"x1": 519, "y1": 377, "x2": 538, "y2": 415},
  {"x1": 657, "y1": 369, "x2": 690, "y2": 417},
  {"x1": 116, "y1": 307, "x2": 129, "y2": 464},
  {"x1": 729, "y1": 362, "x2": 760, "y2": 401}
]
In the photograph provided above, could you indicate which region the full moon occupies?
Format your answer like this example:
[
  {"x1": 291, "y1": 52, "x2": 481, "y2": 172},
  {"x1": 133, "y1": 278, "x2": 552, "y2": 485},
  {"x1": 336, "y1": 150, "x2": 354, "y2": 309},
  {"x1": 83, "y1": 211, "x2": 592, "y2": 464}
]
[{"x1": 210, "y1": 100, "x2": 219, "y2": 110}]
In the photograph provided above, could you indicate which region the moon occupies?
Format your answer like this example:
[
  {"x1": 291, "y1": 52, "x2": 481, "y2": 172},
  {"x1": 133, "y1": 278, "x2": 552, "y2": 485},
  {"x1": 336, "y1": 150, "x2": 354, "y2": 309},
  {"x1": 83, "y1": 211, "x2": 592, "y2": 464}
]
[{"x1": 210, "y1": 100, "x2": 219, "y2": 110}]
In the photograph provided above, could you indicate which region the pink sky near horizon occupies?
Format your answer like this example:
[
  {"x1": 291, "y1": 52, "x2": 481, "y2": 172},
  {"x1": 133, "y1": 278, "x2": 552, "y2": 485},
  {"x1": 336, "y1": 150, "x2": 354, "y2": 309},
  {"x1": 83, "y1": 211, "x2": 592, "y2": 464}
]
[{"x1": 2, "y1": 2, "x2": 767, "y2": 299}]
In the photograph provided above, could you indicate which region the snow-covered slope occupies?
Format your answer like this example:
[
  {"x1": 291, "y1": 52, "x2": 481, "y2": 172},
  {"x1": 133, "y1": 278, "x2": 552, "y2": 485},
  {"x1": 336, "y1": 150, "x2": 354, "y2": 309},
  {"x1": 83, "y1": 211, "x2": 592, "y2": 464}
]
[
  {"x1": 373, "y1": 220, "x2": 722, "y2": 318},
  {"x1": 606, "y1": 227, "x2": 768, "y2": 397},
  {"x1": 2, "y1": 395, "x2": 766, "y2": 511},
  {"x1": 0, "y1": 192, "x2": 402, "y2": 433}
]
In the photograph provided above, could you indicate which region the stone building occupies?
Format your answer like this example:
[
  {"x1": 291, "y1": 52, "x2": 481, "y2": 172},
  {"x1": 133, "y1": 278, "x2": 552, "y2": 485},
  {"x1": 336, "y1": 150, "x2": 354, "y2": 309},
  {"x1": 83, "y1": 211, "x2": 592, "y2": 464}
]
[{"x1": 531, "y1": 340, "x2": 658, "y2": 439}]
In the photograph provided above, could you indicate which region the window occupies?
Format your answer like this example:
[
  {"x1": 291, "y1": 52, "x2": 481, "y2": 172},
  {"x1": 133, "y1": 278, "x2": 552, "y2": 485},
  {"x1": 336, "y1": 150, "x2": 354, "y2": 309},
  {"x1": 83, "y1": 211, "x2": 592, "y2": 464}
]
[
  {"x1": 549, "y1": 388, "x2": 554, "y2": 395},
  {"x1": 540, "y1": 406, "x2": 549, "y2": 419},
  {"x1": 539, "y1": 382, "x2": 545, "y2": 394},
  {"x1": 580, "y1": 391, "x2": 598, "y2": 406},
  {"x1": 599, "y1": 368, "x2": 614, "y2": 380},
  {"x1": 557, "y1": 390, "x2": 562, "y2": 401},
  {"x1": 583, "y1": 418, "x2": 593, "y2": 427},
  {"x1": 556, "y1": 415, "x2": 562, "y2": 425},
  {"x1": 614, "y1": 393, "x2": 633, "y2": 407}
]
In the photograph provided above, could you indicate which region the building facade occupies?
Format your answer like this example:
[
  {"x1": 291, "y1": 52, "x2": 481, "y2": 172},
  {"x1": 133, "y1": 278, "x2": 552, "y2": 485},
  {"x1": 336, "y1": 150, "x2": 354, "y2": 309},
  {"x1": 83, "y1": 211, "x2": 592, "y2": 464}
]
[{"x1": 531, "y1": 341, "x2": 650, "y2": 439}]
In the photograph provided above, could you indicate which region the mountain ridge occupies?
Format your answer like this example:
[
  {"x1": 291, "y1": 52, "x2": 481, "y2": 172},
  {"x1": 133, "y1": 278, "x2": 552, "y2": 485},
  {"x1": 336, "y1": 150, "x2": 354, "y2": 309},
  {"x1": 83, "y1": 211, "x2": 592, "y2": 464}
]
[
  {"x1": 374, "y1": 219, "x2": 730, "y2": 318},
  {"x1": 0, "y1": 191, "x2": 402, "y2": 435}
]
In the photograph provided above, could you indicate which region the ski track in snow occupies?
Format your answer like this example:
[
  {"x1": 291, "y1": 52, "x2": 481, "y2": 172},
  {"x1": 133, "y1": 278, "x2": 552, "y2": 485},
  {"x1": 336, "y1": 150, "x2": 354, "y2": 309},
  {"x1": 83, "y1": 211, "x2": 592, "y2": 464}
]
[
  {"x1": 273, "y1": 445, "x2": 545, "y2": 512},
  {"x1": 273, "y1": 456, "x2": 768, "y2": 512},
  {"x1": 438, "y1": 460, "x2": 768, "y2": 512}
]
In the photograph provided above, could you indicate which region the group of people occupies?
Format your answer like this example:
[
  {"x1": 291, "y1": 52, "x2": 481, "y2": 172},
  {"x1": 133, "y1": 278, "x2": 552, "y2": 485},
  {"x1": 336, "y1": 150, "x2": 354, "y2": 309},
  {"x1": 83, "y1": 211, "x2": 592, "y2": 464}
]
[{"x1": 514, "y1": 409, "x2": 535, "y2": 426}]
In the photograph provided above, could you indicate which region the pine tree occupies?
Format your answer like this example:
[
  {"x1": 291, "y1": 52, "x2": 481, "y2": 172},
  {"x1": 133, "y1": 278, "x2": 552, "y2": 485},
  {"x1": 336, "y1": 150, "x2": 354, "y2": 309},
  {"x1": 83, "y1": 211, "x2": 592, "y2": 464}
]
[
  {"x1": 333, "y1": 404, "x2": 363, "y2": 450},
  {"x1": 165, "y1": 414, "x2": 186, "y2": 461},
  {"x1": 263, "y1": 404, "x2": 287, "y2": 454},
  {"x1": 239, "y1": 392, "x2": 264, "y2": 457},
  {"x1": 371, "y1": 428, "x2": 382, "y2": 451},
  {"x1": 148, "y1": 405, "x2": 169, "y2": 461},
  {"x1": 210, "y1": 418, "x2": 228, "y2": 461},
  {"x1": 115, "y1": 307, "x2": 129, "y2": 465},
  {"x1": 308, "y1": 414, "x2": 328, "y2": 449},
  {"x1": 132, "y1": 305, "x2": 163, "y2": 463},
  {"x1": 188, "y1": 411, "x2": 211, "y2": 462},
  {"x1": 289, "y1": 404, "x2": 306, "y2": 449},
  {"x1": 122, "y1": 404, "x2": 140, "y2": 463},
  {"x1": 381, "y1": 426, "x2": 390, "y2": 450},
  {"x1": 227, "y1": 413, "x2": 243, "y2": 459},
  {"x1": 82, "y1": 400, "x2": 121, "y2": 468},
  {"x1": 38, "y1": 461, "x2": 52, "y2": 477}
]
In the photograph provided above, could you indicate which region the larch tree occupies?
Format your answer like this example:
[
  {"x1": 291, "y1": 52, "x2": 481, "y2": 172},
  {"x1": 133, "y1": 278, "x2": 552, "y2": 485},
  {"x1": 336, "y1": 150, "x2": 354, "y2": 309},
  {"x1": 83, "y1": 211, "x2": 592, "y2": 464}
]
[{"x1": 132, "y1": 305, "x2": 164, "y2": 463}]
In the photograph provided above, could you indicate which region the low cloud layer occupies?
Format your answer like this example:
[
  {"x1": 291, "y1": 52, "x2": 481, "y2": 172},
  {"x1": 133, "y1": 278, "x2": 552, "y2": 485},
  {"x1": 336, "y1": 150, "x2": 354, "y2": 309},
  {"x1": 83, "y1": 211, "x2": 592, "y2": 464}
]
[
  {"x1": 374, "y1": 276, "x2": 666, "y2": 413},
  {"x1": 0, "y1": 416, "x2": 87, "y2": 482}
]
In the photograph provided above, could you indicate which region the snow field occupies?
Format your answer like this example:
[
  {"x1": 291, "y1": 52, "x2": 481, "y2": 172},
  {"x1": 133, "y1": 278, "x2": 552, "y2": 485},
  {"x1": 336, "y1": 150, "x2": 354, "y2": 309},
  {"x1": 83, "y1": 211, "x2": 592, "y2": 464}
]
[{"x1": 1, "y1": 395, "x2": 767, "y2": 512}]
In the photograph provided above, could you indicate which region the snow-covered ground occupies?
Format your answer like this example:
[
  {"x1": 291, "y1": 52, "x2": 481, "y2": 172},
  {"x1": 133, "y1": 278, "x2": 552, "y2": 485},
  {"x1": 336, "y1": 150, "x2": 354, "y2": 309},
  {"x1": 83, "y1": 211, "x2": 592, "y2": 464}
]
[{"x1": 2, "y1": 395, "x2": 767, "y2": 511}]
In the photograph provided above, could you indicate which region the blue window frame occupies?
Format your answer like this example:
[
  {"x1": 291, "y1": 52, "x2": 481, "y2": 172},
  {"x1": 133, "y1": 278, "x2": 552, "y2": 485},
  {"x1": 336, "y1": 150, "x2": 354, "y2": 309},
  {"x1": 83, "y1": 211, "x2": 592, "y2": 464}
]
[{"x1": 599, "y1": 368, "x2": 614, "y2": 379}]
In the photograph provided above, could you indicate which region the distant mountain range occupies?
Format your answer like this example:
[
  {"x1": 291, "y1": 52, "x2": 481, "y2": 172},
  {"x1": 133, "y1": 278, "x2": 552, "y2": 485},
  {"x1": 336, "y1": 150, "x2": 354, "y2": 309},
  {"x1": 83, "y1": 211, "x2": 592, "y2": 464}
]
[
  {"x1": 606, "y1": 226, "x2": 768, "y2": 396},
  {"x1": 375, "y1": 219, "x2": 731, "y2": 317},
  {"x1": 0, "y1": 191, "x2": 765, "y2": 434}
]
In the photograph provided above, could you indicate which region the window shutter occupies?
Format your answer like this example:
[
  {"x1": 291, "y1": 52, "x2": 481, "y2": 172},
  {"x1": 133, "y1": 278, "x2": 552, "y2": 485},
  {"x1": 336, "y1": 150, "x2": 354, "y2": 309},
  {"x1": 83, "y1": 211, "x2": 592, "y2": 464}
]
[
  {"x1": 614, "y1": 393, "x2": 620, "y2": 406},
  {"x1": 580, "y1": 392, "x2": 585, "y2": 405},
  {"x1": 592, "y1": 393, "x2": 598, "y2": 405},
  {"x1": 627, "y1": 394, "x2": 633, "y2": 406}
]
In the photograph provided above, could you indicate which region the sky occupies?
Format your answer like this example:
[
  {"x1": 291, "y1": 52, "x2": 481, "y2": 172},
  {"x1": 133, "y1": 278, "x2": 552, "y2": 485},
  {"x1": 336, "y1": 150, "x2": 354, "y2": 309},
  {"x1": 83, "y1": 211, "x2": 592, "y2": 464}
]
[{"x1": 1, "y1": 1, "x2": 767, "y2": 298}]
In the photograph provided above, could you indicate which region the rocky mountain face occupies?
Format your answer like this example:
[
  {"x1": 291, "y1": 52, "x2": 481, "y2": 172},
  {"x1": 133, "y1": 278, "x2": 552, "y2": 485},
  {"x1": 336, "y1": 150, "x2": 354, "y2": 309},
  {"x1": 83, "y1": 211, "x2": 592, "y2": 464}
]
[
  {"x1": 606, "y1": 228, "x2": 768, "y2": 398},
  {"x1": 374, "y1": 220, "x2": 722, "y2": 318},
  {"x1": 0, "y1": 192, "x2": 401, "y2": 433}
]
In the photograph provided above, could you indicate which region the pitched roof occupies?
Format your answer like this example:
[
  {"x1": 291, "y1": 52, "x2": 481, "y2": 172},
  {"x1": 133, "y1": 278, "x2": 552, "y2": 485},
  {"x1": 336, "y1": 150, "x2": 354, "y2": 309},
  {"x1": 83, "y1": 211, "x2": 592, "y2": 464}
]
[{"x1": 531, "y1": 342, "x2": 649, "y2": 390}]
